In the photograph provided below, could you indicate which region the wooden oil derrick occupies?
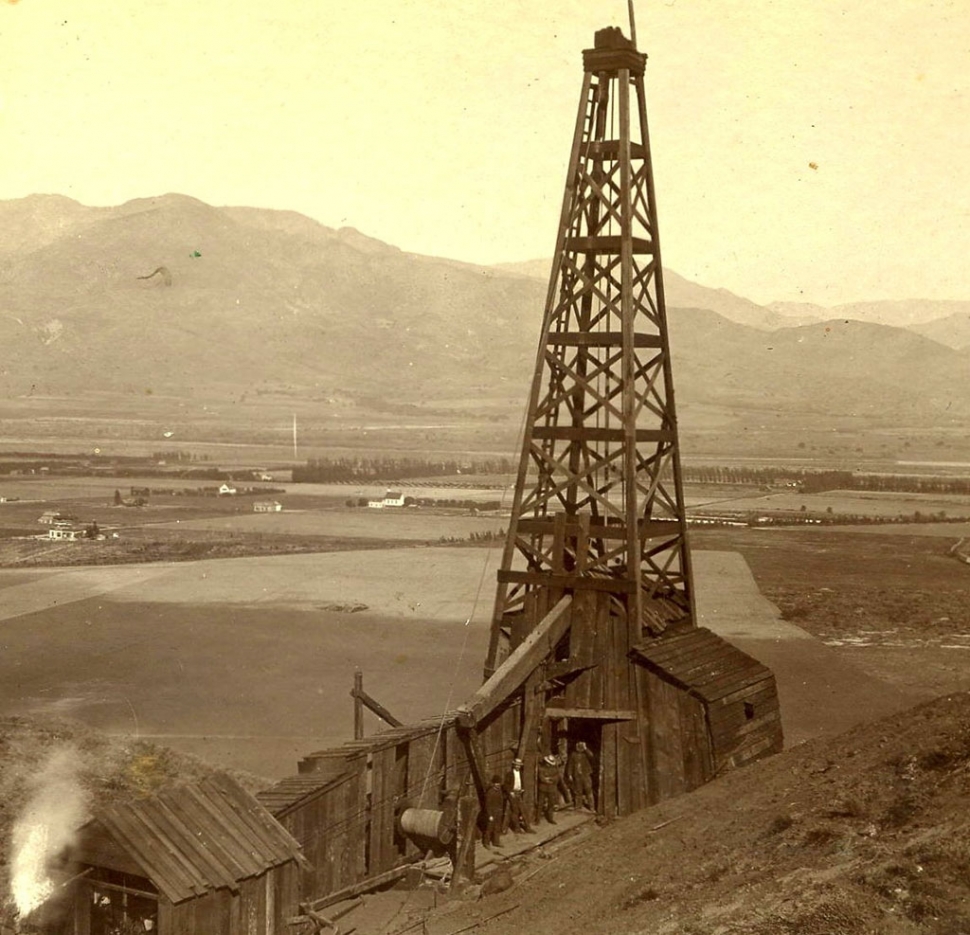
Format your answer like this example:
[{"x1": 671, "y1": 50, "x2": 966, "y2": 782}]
[
  {"x1": 256, "y1": 27, "x2": 784, "y2": 910},
  {"x1": 486, "y1": 26, "x2": 694, "y2": 678}
]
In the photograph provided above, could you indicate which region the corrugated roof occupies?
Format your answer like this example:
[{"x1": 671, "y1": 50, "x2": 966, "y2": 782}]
[
  {"x1": 632, "y1": 626, "x2": 774, "y2": 703},
  {"x1": 88, "y1": 772, "x2": 306, "y2": 904}
]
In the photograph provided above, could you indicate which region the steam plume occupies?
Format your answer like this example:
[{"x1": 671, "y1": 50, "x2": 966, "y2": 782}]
[{"x1": 10, "y1": 748, "x2": 89, "y2": 919}]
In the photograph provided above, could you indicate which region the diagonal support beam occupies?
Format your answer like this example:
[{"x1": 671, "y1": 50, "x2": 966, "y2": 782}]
[{"x1": 458, "y1": 595, "x2": 572, "y2": 728}]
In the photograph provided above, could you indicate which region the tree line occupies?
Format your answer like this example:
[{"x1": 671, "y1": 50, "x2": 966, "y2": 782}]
[
  {"x1": 682, "y1": 466, "x2": 970, "y2": 496},
  {"x1": 293, "y1": 456, "x2": 516, "y2": 483}
]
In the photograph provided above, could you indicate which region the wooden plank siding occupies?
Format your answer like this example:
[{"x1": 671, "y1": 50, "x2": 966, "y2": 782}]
[
  {"x1": 256, "y1": 597, "x2": 781, "y2": 910},
  {"x1": 631, "y1": 626, "x2": 783, "y2": 787},
  {"x1": 120, "y1": 861, "x2": 299, "y2": 935},
  {"x1": 644, "y1": 669, "x2": 687, "y2": 801}
]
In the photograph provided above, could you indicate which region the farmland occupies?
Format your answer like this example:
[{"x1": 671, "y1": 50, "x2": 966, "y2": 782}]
[
  {"x1": 0, "y1": 547, "x2": 499, "y2": 778},
  {"x1": 0, "y1": 542, "x2": 919, "y2": 782},
  {"x1": 1, "y1": 465, "x2": 970, "y2": 782}
]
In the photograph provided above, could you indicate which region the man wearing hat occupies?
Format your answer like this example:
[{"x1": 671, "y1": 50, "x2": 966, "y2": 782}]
[
  {"x1": 482, "y1": 775, "x2": 505, "y2": 849},
  {"x1": 566, "y1": 741, "x2": 596, "y2": 811},
  {"x1": 502, "y1": 757, "x2": 533, "y2": 833},
  {"x1": 536, "y1": 753, "x2": 562, "y2": 825}
]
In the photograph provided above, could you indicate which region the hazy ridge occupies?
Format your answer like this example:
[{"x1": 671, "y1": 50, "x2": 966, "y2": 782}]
[{"x1": 1, "y1": 194, "x2": 967, "y2": 423}]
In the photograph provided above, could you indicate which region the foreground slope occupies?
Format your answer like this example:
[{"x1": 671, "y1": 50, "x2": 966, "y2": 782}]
[{"x1": 433, "y1": 692, "x2": 970, "y2": 935}]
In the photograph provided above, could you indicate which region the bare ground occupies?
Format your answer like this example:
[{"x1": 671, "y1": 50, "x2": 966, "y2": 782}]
[
  {"x1": 405, "y1": 692, "x2": 970, "y2": 935},
  {"x1": 691, "y1": 527, "x2": 970, "y2": 700},
  {"x1": 2, "y1": 524, "x2": 970, "y2": 930}
]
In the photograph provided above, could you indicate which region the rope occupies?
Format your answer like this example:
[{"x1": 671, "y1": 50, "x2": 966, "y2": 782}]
[{"x1": 417, "y1": 383, "x2": 533, "y2": 804}]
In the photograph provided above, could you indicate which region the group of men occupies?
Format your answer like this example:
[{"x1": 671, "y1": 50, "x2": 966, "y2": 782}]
[{"x1": 482, "y1": 741, "x2": 596, "y2": 849}]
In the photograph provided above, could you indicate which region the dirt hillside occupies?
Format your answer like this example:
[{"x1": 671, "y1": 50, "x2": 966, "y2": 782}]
[{"x1": 424, "y1": 692, "x2": 970, "y2": 935}]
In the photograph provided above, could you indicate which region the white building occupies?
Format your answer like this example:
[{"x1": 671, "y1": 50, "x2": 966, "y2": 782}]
[{"x1": 368, "y1": 490, "x2": 405, "y2": 509}]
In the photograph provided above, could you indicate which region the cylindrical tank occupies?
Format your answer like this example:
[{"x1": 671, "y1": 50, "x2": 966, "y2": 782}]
[{"x1": 399, "y1": 807, "x2": 454, "y2": 845}]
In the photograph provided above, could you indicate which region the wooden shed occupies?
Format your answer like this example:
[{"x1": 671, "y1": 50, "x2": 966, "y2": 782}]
[
  {"x1": 632, "y1": 626, "x2": 784, "y2": 775},
  {"x1": 261, "y1": 595, "x2": 784, "y2": 913},
  {"x1": 67, "y1": 773, "x2": 309, "y2": 935},
  {"x1": 259, "y1": 722, "x2": 462, "y2": 903}
]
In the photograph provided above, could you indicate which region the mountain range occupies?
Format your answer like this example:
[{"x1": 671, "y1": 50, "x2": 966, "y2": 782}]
[
  {"x1": 1, "y1": 194, "x2": 968, "y2": 426},
  {"x1": 498, "y1": 258, "x2": 970, "y2": 346}
]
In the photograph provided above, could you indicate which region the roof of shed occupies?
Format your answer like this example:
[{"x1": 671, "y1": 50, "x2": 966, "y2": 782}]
[
  {"x1": 300, "y1": 721, "x2": 444, "y2": 763},
  {"x1": 85, "y1": 772, "x2": 305, "y2": 904},
  {"x1": 632, "y1": 626, "x2": 774, "y2": 703},
  {"x1": 257, "y1": 770, "x2": 351, "y2": 815}
]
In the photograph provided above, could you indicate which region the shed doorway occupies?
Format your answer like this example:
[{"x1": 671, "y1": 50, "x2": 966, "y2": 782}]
[
  {"x1": 548, "y1": 717, "x2": 601, "y2": 815},
  {"x1": 85, "y1": 868, "x2": 158, "y2": 935}
]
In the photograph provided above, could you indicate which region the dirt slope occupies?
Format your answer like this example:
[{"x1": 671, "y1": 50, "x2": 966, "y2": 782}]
[{"x1": 429, "y1": 692, "x2": 970, "y2": 935}]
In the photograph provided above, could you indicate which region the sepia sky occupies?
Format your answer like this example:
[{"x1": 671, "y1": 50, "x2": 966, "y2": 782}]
[{"x1": 1, "y1": 0, "x2": 968, "y2": 306}]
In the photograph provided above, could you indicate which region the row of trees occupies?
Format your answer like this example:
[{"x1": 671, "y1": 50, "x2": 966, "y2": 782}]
[
  {"x1": 294, "y1": 456, "x2": 516, "y2": 483},
  {"x1": 740, "y1": 509, "x2": 968, "y2": 527},
  {"x1": 150, "y1": 450, "x2": 213, "y2": 462},
  {"x1": 681, "y1": 466, "x2": 786, "y2": 487},
  {"x1": 682, "y1": 465, "x2": 970, "y2": 496}
]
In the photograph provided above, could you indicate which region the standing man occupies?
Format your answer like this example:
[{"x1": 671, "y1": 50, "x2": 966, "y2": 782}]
[
  {"x1": 482, "y1": 775, "x2": 505, "y2": 849},
  {"x1": 503, "y1": 758, "x2": 533, "y2": 833},
  {"x1": 555, "y1": 739, "x2": 573, "y2": 808},
  {"x1": 566, "y1": 741, "x2": 596, "y2": 812},
  {"x1": 536, "y1": 754, "x2": 561, "y2": 825}
]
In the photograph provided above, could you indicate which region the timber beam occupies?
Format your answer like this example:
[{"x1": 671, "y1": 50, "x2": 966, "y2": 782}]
[
  {"x1": 540, "y1": 660, "x2": 598, "y2": 691},
  {"x1": 545, "y1": 707, "x2": 635, "y2": 721},
  {"x1": 458, "y1": 595, "x2": 573, "y2": 729},
  {"x1": 457, "y1": 725, "x2": 489, "y2": 802},
  {"x1": 351, "y1": 669, "x2": 403, "y2": 739}
]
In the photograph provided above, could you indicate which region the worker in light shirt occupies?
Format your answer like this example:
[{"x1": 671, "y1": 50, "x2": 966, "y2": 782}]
[{"x1": 502, "y1": 757, "x2": 533, "y2": 833}]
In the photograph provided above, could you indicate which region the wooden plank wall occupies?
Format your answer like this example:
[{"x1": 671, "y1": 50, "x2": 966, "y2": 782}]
[
  {"x1": 156, "y1": 866, "x2": 302, "y2": 935},
  {"x1": 279, "y1": 706, "x2": 531, "y2": 906},
  {"x1": 707, "y1": 676, "x2": 783, "y2": 772},
  {"x1": 160, "y1": 886, "x2": 231, "y2": 935},
  {"x1": 272, "y1": 761, "x2": 368, "y2": 899},
  {"x1": 237, "y1": 875, "x2": 264, "y2": 935},
  {"x1": 277, "y1": 588, "x2": 769, "y2": 908},
  {"x1": 273, "y1": 864, "x2": 307, "y2": 935},
  {"x1": 642, "y1": 668, "x2": 688, "y2": 803},
  {"x1": 403, "y1": 730, "x2": 443, "y2": 809},
  {"x1": 678, "y1": 690, "x2": 715, "y2": 790}
]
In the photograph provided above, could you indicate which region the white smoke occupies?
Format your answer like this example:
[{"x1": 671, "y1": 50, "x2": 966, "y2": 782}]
[{"x1": 10, "y1": 748, "x2": 89, "y2": 919}]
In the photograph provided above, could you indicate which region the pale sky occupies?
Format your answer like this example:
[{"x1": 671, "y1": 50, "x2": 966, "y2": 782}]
[{"x1": 1, "y1": 0, "x2": 968, "y2": 306}]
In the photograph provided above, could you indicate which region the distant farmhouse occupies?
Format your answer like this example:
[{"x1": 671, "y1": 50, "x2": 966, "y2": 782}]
[
  {"x1": 367, "y1": 490, "x2": 405, "y2": 509},
  {"x1": 48, "y1": 527, "x2": 80, "y2": 541},
  {"x1": 253, "y1": 500, "x2": 282, "y2": 513},
  {"x1": 218, "y1": 483, "x2": 237, "y2": 496},
  {"x1": 38, "y1": 510, "x2": 78, "y2": 525}
]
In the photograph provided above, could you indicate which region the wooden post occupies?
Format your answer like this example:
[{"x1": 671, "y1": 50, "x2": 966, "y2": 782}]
[
  {"x1": 459, "y1": 726, "x2": 489, "y2": 804},
  {"x1": 518, "y1": 672, "x2": 543, "y2": 824},
  {"x1": 353, "y1": 669, "x2": 364, "y2": 740},
  {"x1": 450, "y1": 794, "x2": 481, "y2": 890},
  {"x1": 352, "y1": 683, "x2": 403, "y2": 729}
]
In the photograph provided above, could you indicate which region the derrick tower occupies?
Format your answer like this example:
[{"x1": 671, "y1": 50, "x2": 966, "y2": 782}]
[
  {"x1": 486, "y1": 26, "x2": 694, "y2": 675},
  {"x1": 285, "y1": 32, "x2": 782, "y2": 897}
]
